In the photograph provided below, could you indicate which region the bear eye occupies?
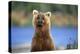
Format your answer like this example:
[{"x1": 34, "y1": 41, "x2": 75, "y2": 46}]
[
  {"x1": 42, "y1": 16, "x2": 44, "y2": 20},
  {"x1": 41, "y1": 15, "x2": 44, "y2": 20},
  {"x1": 37, "y1": 15, "x2": 40, "y2": 19}
]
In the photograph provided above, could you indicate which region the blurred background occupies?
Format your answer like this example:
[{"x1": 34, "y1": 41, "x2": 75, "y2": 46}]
[{"x1": 10, "y1": 1, "x2": 78, "y2": 52}]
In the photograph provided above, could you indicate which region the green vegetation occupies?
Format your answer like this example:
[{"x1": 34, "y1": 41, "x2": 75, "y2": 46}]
[{"x1": 10, "y1": 1, "x2": 78, "y2": 27}]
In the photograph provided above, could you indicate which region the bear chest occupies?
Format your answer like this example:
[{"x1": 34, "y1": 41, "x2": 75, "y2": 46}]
[{"x1": 35, "y1": 36, "x2": 52, "y2": 50}]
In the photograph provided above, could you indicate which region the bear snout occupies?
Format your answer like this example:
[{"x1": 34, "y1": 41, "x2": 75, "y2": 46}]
[
  {"x1": 37, "y1": 21, "x2": 43, "y2": 27},
  {"x1": 37, "y1": 16, "x2": 44, "y2": 27}
]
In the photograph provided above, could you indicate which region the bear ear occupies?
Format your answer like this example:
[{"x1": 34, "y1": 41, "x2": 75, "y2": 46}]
[
  {"x1": 33, "y1": 10, "x2": 38, "y2": 15},
  {"x1": 45, "y1": 12, "x2": 51, "y2": 17}
]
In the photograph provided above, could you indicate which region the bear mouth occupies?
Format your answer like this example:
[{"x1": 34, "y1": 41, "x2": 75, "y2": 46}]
[
  {"x1": 37, "y1": 24, "x2": 42, "y2": 27},
  {"x1": 37, "y1": 23, "x2": 43, "y2": 27}
]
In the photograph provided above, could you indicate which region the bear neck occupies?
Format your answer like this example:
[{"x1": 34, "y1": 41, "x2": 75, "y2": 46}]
[{"x1": 35, "y1": 28, "x2": 50, "y2": 38}]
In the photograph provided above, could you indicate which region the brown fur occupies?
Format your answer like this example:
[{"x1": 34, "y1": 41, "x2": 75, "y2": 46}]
[{"x1": 31, "y1": 10, "x2": 55, "y2": 52}]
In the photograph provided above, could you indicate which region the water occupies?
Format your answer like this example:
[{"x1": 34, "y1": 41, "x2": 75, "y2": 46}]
[{"x1": 11, "y1": 26, "x2": 78, "y2": 48}]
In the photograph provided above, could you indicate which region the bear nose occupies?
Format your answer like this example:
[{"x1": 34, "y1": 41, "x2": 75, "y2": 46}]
[
  {"x1": 37, "y1": 20, "x2": 43, "y2": 27},
  {"x1": 38, "y1": 19, "x2": 43, "y2": 24}
]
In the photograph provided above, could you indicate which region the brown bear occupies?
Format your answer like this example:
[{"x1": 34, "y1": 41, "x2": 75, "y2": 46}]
[{"x1": 31, "y1": 10, "x2": 55, "y2": 52}]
